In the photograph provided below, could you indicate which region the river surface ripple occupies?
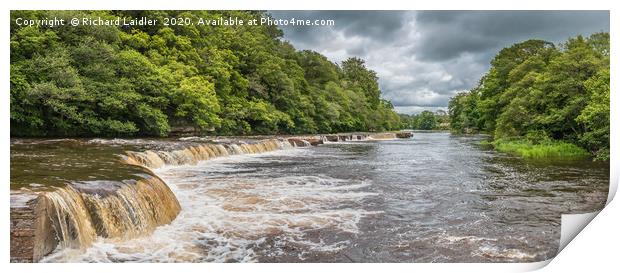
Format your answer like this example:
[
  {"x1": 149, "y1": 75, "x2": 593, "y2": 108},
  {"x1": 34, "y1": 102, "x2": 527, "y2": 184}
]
[{"x1": 44, "y1": 132, "x2": 609, "y2": 262}]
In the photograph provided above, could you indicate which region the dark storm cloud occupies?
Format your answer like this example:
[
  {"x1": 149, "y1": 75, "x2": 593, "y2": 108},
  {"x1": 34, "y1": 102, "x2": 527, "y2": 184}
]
[
  {"x1": 269, "y1": 11, "x2": 609, "y2": 114},
  {"x1": 414, "y1": 11, "x2": 610, "y2": 61},
  {"x1": 270, "y1": 11, "x2": 409, "y2": 42}
]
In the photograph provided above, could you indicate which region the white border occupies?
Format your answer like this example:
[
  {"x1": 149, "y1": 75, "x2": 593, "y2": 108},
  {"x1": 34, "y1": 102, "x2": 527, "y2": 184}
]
[{"x1": 3, "y1": 1, "x2": 617, "y2": 272}]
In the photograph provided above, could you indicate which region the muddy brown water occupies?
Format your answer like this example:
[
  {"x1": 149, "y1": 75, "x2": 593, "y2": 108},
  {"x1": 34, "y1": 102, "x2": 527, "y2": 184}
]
[{"x1": 10, "y1": 133, "x2": 609, "y2": 262}]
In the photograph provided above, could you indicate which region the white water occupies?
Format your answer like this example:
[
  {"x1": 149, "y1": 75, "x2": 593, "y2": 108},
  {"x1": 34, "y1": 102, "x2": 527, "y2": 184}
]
[
  {"x1": 26, "y1": 133, "x2": 609, "y2": 262},
  {"x1": 43, "y1": 148, "x2": 378, "y2": 262}
]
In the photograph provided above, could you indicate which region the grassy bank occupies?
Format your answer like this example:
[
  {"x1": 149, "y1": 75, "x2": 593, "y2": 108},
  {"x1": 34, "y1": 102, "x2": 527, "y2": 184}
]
[{"x1": 488, "y1": 139, "x2": 590, "y2": 160}]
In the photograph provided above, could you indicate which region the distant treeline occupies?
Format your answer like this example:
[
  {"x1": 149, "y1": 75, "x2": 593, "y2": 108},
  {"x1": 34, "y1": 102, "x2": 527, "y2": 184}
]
[
  {"x1": 399, "y1": 110, "x2": 450, "y2": 130},
  {"x1": 448, "y1": 33, "x2": 609, "y2": 160},
  {"x1": 10, "y1": 11, "x2": 401, "y2": 137}
]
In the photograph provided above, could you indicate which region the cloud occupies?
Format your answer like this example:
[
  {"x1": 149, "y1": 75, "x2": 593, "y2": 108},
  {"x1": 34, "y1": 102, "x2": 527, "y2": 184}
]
[
  {"x1": 269, "y1": 11, "x2": 609, "y2": 114},
  {"x1": 413, "y1": 11, "x2": 610, "y2": 61}
]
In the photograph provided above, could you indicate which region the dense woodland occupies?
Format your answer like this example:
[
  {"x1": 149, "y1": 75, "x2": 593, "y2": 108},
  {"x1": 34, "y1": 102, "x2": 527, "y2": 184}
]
[
  {"x1": 448, "y1": 33, "x2": 610, "y2": 160},
  {"x1": 10, "y1": 10, "x2": 401, "y2": 137},
  {"x1": 399, "y1": 110, "x2": 450, "y2": 130}
]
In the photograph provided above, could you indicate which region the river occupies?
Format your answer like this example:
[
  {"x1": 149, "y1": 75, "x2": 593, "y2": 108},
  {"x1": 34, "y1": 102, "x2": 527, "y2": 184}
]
[{"x1": 12, "y1": 132, "x2": 609, "y2": 262}]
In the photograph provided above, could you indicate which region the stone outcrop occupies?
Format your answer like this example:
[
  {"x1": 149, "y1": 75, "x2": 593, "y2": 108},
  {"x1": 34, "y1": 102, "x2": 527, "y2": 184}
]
[
  {"x1": 10, "y1": 195, "x2": 57, "y2": 262},
  {"x1": 287, "y1": 137, "x2": 323, "y2": 146},
  {"x1": 321, "y1": 132, "x2": 413, "y2": 141}
]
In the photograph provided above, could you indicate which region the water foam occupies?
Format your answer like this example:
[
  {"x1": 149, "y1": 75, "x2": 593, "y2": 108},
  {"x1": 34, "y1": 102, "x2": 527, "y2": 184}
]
[{"x1": 44, "y1": 149, "x2": 377, "y2": 262}]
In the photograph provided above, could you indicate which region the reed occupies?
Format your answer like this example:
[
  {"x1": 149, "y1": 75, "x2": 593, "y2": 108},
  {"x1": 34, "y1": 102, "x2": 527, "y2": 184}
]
[{"x1": 491, "y1": 139, "x2": 590, "y2": 159}]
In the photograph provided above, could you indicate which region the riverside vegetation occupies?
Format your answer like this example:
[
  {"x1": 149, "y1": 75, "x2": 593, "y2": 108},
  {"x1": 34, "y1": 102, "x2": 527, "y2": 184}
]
[
  {"x1": 10, "y1": 11, "x2": 610, "y2": 161},
  {"x1": 448, "y1": 34, "x2": 610, "y2": 160},
  {"x1": 10, "y1": 10, "x2": 401, "y2": 137},
  {"x1": 399, "y1": 110, "x2": 451, "y2": 130}
]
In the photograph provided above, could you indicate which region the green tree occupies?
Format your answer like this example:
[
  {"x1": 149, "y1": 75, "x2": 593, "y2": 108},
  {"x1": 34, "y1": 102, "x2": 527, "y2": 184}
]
[
  {"x1": 576, "y1": 68, "x2": 610, "y2": 160},
  {"x1": 447, "y1": 33, "x2": 609, "y2": 160},
  {"x1": 417, "y1": 110, "x2": 437, "y2": 130},
  {"x1": 10, "y1": 10, "x2": 401, "y2": 137}
]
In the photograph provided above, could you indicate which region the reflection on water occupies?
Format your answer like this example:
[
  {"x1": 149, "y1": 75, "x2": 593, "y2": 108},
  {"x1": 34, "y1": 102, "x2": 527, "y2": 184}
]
[
  {"x1": 13, "y1": 133, "x2": 609, "y2": 262},
  {"x1": 10, "y1": 139, "x2": 147, "y2": 190}
]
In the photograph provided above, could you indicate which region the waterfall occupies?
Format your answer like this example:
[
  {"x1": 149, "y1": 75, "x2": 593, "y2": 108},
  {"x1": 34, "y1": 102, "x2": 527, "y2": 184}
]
[
  {"x1": 26, "y1": 174, "x2": 181, "y2": 258},
  {"x1": 124, "y1": 139, "x2": 294, "y2": 169},
  {"x1": 320, "y1": 133, "x2": 397, "y2": 143},
  {"x1": 78, "y1": 176, "x2": 181, "y2": 238},
  {"x1": 11, "y1": 134, "x2": 407, "y2": 261},
  {"x1": 367, "y1": 133, "x2": 397, "y2": 140},
  {"x1": 33, "y1": 139, "x2": 295, "y2": 253},
  {"x1": 44, "y1": 187, "x2": 97, "y2": 249}
]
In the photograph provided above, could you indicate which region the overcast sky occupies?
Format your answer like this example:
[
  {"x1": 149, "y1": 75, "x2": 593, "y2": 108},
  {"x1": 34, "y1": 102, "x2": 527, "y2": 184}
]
[{"x1": 269, "y1": 11, "x2": 609, "y2": 114}]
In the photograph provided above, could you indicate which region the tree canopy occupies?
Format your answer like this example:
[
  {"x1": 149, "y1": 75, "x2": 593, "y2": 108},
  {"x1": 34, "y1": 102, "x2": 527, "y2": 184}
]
[
  {"x1": 448, "y1": 33, "x2": 610, "y2": 160},
  {"x1": 10, "y1": 10, "x2": 401, "y2": 137},
  {"x1": 399, "y1": 110, "x2": 449, "y2": 130}
]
